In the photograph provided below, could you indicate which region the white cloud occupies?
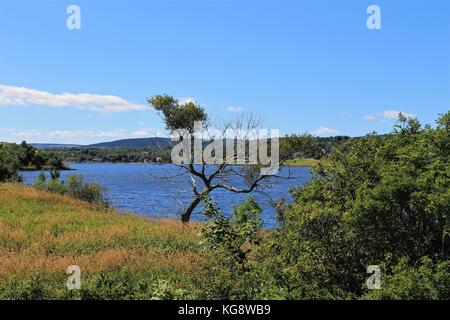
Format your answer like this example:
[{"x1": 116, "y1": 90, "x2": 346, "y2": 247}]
[
  {"x1": 382, "y1": 110, "x2": 415, "y2": 119},
  {"x1": 0, "y1": 84, "x2": 150, "y2": 113},
  {"x1": 47, "y1": 129, "x2": 130, "y2": 139},
  {"x1": 363, "y1": 114, "x2": 377, "y2": 121},
  {"x1": 131, "y1": 128, "x2": 163, "y2": 137},
  {"x1": 364, "y1": 110, "x2": 415, "y2": 121},
  {"x1": 0, "y1": 128, "x2": 42, "y2": 138},
  {"x1": 313, "y1": 126, "x2": 338, "y2": 136},
  {"x1": 227, "y1": 106, "x2": 244, "y2": 113}
]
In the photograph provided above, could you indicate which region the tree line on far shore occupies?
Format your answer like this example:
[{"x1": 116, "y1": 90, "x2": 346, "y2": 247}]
[
  {"x1": 0, "y1": 141, "x2": 67, "y2": 182},
  {"x1": 23, "y1": 134, "x2": 352, "y2": 166}
]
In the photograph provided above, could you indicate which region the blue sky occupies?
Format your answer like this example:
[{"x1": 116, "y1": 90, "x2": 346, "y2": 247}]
[{"x1": 0, "y1": 0, "x2": 449, "y2": 144}]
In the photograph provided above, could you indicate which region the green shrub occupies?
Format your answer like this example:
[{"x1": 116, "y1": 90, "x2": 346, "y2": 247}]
[
  {"x1": 0, "y1": 274, "x2": 52, "y2": 300},
  {"x1": 0, "y1": 143, "x2": 21, "y2": 182},
  {"x1": 33, "y1": 172, "x2": 47, "y2": 191},
  {"x1": 364, "y1": 257, "x2": 450, "y2": 300},
  {"x1": 0, "y1": 270, "x2": 193, "y2": 300},
  {"x1": 75, "y1": 270, "x2": 192, "y2": 300},
  {"x1": 262, "y1": 112, "x2": 450, "y2": 298},
  {"x1": 77, "y1": 270, "x2": 147, "y2": 300},
  {"x1": 66, "y1": 175, "x2": 106, "y2": 205},
  {"x1": 192, "y1": 197, "x2": 265, "y2": 299},
  {"x1": 33, "y1": 172, "x2": 108, "y2": 206}
]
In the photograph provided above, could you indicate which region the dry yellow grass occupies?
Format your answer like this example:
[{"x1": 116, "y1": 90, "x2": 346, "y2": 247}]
[{"x1": 0, "y1": 183, "x2": 201, "y2": 280}]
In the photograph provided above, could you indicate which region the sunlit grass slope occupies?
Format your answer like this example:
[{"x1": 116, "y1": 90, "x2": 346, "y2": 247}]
[{"x1": 0, "y1": 183, "x2": 201, "y2": 299}]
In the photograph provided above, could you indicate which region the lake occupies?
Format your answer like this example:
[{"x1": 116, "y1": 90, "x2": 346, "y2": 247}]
[{"x1": 21, "y1": 163, "x2": 312, "y2": 227}]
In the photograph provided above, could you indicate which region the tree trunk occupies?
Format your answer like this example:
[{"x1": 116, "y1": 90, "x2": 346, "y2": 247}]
[{"x1": 181, "y1": 196, "x2": 202, "y2": 223}]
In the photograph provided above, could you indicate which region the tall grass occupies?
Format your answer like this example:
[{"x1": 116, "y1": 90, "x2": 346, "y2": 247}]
[{"x1": 0, "y1": 183, "x2": 202, "y2": 299}]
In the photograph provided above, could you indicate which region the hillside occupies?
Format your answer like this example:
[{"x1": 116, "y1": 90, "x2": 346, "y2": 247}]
[
  {"x1": 30, "y1": 138, "x2": 172, "y2": 149},
  {"x1": 0, "y1": 183, "x2": 200, "y2": 299},
  {"x1": 87, "y1": 137, "x2": 172, "y2": 148}
]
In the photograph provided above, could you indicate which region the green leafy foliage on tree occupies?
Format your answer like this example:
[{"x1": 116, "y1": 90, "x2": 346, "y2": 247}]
[
  {"x1": 44, "y1": 147, "x2": 172, "y2": 164},
  {"x1": 191, "y1": 112, "x2": 449, "y2": 300},
  {"x1": 363, "y1": 257, "x2": 450, "y2": 300},
  {"x1": 280, "y1": 133, "x2": 351, "y2": 161},
  {"x1": 34, "y1": 171, "x2": 108, "y2": 206},
  {"x1": 261, "y1": 112, "x2": 450, "y2": 298},
  {"x1": 192, "y1": 197, "x2": 265, "y2": 299},
  {"x1": 148, "y1": 95, "x2": 207, "y2": 134},
  {"x1": 0, "y1": 141, "x2": 67, "y2": 183},
  {"x1": 0, "y1": 143, "x2": 22, "y2": 182}
]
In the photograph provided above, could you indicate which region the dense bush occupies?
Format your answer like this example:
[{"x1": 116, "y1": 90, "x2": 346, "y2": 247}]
[
  {"x1": 280, "y1": 133, "x2": 352, "y2": 161},
  {"x1": 0, "y1": 271, "x2": 193, "y2": 300},
  {"x1": 3, "y1": 141, "x2": 66, "y2": 170},
  {"x1": 0, "y1": 141, "x2": 67, "y2": 183},
  {"x1": 190, "y1": 112, "x2": 450, "y2": 300},
  {"x1": 0, "y1": 143, "x2": 22, "y2": 182},
  {"x1": 0, "y1": 274, "x2": 53, "y2": 300},
  {"x1": 192, "y1": 197, "x2": 264, "y2": 299},
  {"x1": 363, "y1": 257, "x2": 450, "y2": 300},
  {"x1": 34, "y1": 171, "x2": 108, "y2": 206},
  {"x1": 260, "y1": 112, "x2": 450, "y2": 298}
]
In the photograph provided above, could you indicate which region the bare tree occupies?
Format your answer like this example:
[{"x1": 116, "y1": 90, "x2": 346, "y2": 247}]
[{"x1": 147, "y1": 95, "x2": 281, "y2": 223}]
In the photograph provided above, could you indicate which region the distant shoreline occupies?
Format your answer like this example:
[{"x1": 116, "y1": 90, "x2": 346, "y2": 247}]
[
  {"x1": 19, "y1": 160, "x2": 318, "y2": 172},
  {"x1": 65, "y1": 160, "x2": 318, "y2": 167},
  {"x1": 19, "y1": 165, "x2": 74, "y2": 172}
]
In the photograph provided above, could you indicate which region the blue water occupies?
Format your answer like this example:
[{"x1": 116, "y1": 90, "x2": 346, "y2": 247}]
[{"x1": 21, "y1": 163, "x2": 311, "y2": 227}]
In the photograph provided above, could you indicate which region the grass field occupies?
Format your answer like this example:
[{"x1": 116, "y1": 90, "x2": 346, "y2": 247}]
[
  {"x1": 0, "y1": 183, "x2": 202, "y2": 299},
  {"x1": 283, "y1": 158, "x2": 319, "y2": 167}
]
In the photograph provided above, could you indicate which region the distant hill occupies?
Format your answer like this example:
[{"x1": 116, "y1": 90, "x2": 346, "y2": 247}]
[
  {"x1": 32, "y1": 143, "x2": 83, "y2": 149},
  {"x1": 30, "y1": 138, "x2": 173, "y2": 149},
  {"x1": 87, "y1": 137, "x2": 172, "y2": 148}
]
